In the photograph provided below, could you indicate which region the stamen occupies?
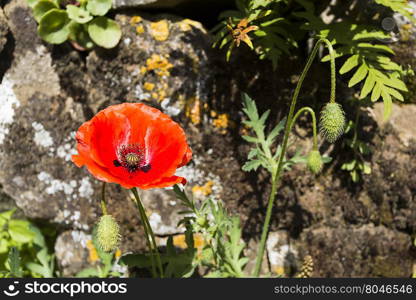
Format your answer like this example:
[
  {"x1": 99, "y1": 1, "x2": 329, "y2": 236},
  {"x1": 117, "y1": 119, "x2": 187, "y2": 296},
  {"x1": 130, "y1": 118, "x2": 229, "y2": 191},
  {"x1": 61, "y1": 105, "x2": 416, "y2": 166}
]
[{"x1": 116, "y1": 144, "x2": 150, "y2": 173}]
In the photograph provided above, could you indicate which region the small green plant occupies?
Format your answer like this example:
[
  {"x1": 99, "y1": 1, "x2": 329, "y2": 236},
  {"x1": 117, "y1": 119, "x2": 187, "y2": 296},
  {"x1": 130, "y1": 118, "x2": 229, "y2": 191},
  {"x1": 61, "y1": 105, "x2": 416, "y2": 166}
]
[
  {"x1": 241, "y1": 38, "x2": 342, "y2": 276},
  {"x1": 295, "y1": 0, "x2": 411, "y2": 120},
  {"x1": 213, "y1": 0, "x2": 296, "y2": 68},
  {"x1": 173, "y1": 185, "x2": 248, "y2": 277},
  {"x1": 122, "y1": 223, "x2": 198, "y2": 278},
  {"x1": 28, "y1": 0, "x2": 121, "y2": 49},
  {"x1": 122, "y1": 185, "x2": 249, "y2": 278},
  {"x1": 214, "y1": 0, "x2": 414, "y2": 119},
  {"x1": 340, "y1": 109, "x2": 372, "y2": 182},
  {"x1": 241, "y1": 95, "x2": 313, "y2": 174},
  {"x1": 0, "y1": 209, "x2": 56, "y2": 278}
]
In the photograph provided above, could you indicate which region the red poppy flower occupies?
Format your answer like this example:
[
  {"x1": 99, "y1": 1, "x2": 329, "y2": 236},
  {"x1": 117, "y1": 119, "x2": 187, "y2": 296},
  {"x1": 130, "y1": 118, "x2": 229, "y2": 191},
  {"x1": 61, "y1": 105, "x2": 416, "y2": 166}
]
[{"x1": 72, "y1": 103, "x2": 192, "y2": 189}]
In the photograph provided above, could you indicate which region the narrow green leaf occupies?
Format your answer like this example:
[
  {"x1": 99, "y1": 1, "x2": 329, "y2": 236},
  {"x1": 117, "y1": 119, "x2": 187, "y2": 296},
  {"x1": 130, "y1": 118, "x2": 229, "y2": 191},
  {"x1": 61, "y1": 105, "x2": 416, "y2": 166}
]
[
  {"x1": 348, "y1": 63, "x2": 368, "y2": 87},
  {"x1": 340, "y1": 54, "x2": 359, "y2": 74},
  {"x1": 371, "y1": 82, "x2": 382, "y2": 102},
  {"x1": 384, "y1": 76, "x2": 408, "y2": 92},
  {"x1": 242, "y1": 160, "x2": 262, "y2": 172},
  {"x1": 381, "y1": 89, "x2": 393, "y2": 120},
  {"x1": 385, "y1": 86, "x2": 404, "y2": 101},
  {"x1": 360, "y1": 71, "x2": 376, "y2": 99},
  {"x1": 8, "y1": 247, "x2": 22, "y2": 277}
]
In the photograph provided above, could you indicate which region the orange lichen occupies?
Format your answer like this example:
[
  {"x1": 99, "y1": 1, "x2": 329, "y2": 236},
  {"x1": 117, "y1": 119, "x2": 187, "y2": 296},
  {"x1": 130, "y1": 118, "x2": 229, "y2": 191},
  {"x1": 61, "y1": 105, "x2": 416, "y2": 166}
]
[
  {"x1": 143, "y1": 82, "x2": 155, "y2": 91},
  {"x1": 192, "y1": 180, "x2": 214, "y2": 197},
  {"x1": 86, "y1": 240, "x2": 99, "y2": 263},
  {"x1": 185, "y1": 97, "x2": 201, "y2": 125},
  {"x1": 144, "y1": 54, "x2": 173, "y2": 77},
  {"x1": 150, "y1": 20, "x2": 170, "y2": 41}
]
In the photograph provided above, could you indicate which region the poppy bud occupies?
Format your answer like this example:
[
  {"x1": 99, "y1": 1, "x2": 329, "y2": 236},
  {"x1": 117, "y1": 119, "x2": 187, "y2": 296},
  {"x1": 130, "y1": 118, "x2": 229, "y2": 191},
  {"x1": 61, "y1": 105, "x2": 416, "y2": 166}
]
[
  {"x1": 307, "y1": 150, "x2": 323, "y2": 174},
  {"x1": 319, "y1": 103, "x2": 345, "y2": 143},
  {"x1": 97, "y1": 215, "x2": 120, "y2": 252}
]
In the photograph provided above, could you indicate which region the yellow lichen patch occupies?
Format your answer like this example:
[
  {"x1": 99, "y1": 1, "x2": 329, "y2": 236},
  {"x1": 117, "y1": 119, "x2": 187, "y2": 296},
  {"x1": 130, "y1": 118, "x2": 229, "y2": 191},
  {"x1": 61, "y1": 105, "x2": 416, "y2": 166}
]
[
  {"x1": 86, "y1": 240, "x2": 99, "y2": 263},
  {"x1": 136, "y1": 25, "x2": 145, "y2": 35},
  {"x1": 130, "y1": 16, "x2": 142, "y2": 25},
  {"x1": 178, "y1": 19, "x2": 206, "y2": 33},
  {"x1": 145, "y1": 54, "x2": 173, "y2": 77},
  {"x1": 173, "y1": 233, "x2": 205, "y2": 255},
  {"x1": 143, "y1": 82, "x2": 155, "y2": 91},
  {"x1": 156, "y1": 90, "x2": 166, "y2": 102},
  {"x1": 212, "y1": 113, "x2": 230, "y2": 134},
  {"x1": 400, "y1": 23, "x2": 413, "y2": 42},
  {"x1": 115, "y1": 249, "x2": 122, "y2": 259},
  {"x1": 273, "y1": 266, "x2": 286, "y2": 276},
  {"x1": 192, "y1": 180, "x2": 214, "y2": 197},
  {"x1": 150, "y1": 20, "x2": 170, "y2": 41},
  {"x1": 185, "y1": 97, "x2": 201, "y2": 125}
]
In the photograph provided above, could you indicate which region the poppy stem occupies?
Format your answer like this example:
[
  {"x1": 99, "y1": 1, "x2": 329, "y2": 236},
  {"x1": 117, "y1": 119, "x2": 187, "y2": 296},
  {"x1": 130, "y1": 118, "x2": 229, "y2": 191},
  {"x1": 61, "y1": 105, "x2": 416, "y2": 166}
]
[
  {"x1": 131, "y1": 188, "x2": 164, "y2": 278},
  {"x1": 100, "y1": 182, "x2": 108, "y2": 215},
  {"x1": 289, "y1": 107, "x2": 318, "y2": 150},
  {"x1": 252, "y1": 38, "x2": 336, "y2": 277}
]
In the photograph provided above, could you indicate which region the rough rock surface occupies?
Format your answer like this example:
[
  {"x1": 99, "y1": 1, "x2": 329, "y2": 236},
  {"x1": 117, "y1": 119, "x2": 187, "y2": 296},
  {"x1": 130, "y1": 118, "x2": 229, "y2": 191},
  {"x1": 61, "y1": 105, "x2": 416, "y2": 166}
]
[
  {"x1": 0, "y1": 8, "x2": 8, "y2": 54},
  {"x1": 0, "y1": 0, "x2": 415, "y2": 277},
  {"x1": 55, "y1": 231, "x2": 91, "y2": 276}
]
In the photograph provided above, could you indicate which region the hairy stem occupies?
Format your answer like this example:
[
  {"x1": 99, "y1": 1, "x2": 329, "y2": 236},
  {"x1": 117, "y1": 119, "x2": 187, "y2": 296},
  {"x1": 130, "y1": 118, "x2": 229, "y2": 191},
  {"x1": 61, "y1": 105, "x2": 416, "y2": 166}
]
[
  {"x1": 290, "y1": 107, "x2": 318, "y2": 150},
  {"x1": 253, "y1": 38, "x2": 336, "y2": 277},
  {"x1": 100, "y1": 182, "x2": 108, "y2": 215},
  {"x1": 131, "y1": 188, "x2": 164, "y2": 278}
]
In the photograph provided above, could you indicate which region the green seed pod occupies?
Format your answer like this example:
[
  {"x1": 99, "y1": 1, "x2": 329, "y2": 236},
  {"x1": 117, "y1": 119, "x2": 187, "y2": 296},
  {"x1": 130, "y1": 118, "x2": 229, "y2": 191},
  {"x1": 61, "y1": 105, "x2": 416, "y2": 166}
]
[
  {"x1": 319, "y1": 103, "x2": 345, "y2": 143},
  {"x1": 96, "y1": 215, "x2": 120, "y2": 252},
  {"x1": 307, "y1": 150, "x2": 323, "y2": 174}
]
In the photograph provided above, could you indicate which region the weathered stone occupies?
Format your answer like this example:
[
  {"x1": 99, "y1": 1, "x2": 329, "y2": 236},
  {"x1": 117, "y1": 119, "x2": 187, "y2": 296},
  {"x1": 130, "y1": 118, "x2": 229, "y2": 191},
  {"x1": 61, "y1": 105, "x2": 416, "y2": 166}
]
[
  {"x1": 0, "y1": 8, "x2": 8, "y2": 54},
  {"x1": 301, "y1": 224, "x2": 413, "y2": 277},
  {"x1": 0, "y1": 0, "x2": 415, "y2": 278},
  {"x1": 54, "y1": 230, "x2": 91, "y2": 276},
  {"x1": 0, "y1": 3, "x2": 238, "y2": 273},
  {"x1": 266, "y1": 231, "x2": 299, "y2": 277},
  {"x1": 373, "y1": 102, "x2": 416, "y2": 147}
]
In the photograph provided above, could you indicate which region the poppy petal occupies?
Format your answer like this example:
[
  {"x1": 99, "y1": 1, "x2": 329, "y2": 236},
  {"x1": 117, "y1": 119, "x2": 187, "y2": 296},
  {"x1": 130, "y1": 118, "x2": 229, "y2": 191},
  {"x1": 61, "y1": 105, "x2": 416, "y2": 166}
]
[
  {"x1": 72, "y1": 102, "x2": 192, "y2": 189},
  {"x1": 72, "y1": 154, "x2": 122, "y2": 185},
  {"x1": 139, "y1": 175, "x2": 186, "y2": 190}
]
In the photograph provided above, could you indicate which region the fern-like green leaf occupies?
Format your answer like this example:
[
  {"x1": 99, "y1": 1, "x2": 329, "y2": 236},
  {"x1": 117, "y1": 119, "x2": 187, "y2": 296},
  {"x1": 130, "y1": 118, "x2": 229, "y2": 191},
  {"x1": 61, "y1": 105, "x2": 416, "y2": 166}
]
[
  {"x1": 295, "y1": 0, "x2": 409, "y2": 120},
  {"x1": 8, "y1": 247, "x2": 22, "y2": 277}
]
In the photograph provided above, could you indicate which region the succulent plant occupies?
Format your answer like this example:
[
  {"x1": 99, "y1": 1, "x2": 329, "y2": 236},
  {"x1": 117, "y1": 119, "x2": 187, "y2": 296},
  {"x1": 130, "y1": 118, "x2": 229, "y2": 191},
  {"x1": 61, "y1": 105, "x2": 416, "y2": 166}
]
[{"x1": 28, "y1": 0, "x2": 121, "y2": 49}]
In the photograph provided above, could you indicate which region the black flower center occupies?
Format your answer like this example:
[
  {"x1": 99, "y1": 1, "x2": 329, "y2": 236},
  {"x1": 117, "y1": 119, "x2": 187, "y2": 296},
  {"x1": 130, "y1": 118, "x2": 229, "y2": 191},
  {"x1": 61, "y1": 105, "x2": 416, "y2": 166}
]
[{"x1": 113, "y1": 144, "x2": 151, "y2": 173}]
